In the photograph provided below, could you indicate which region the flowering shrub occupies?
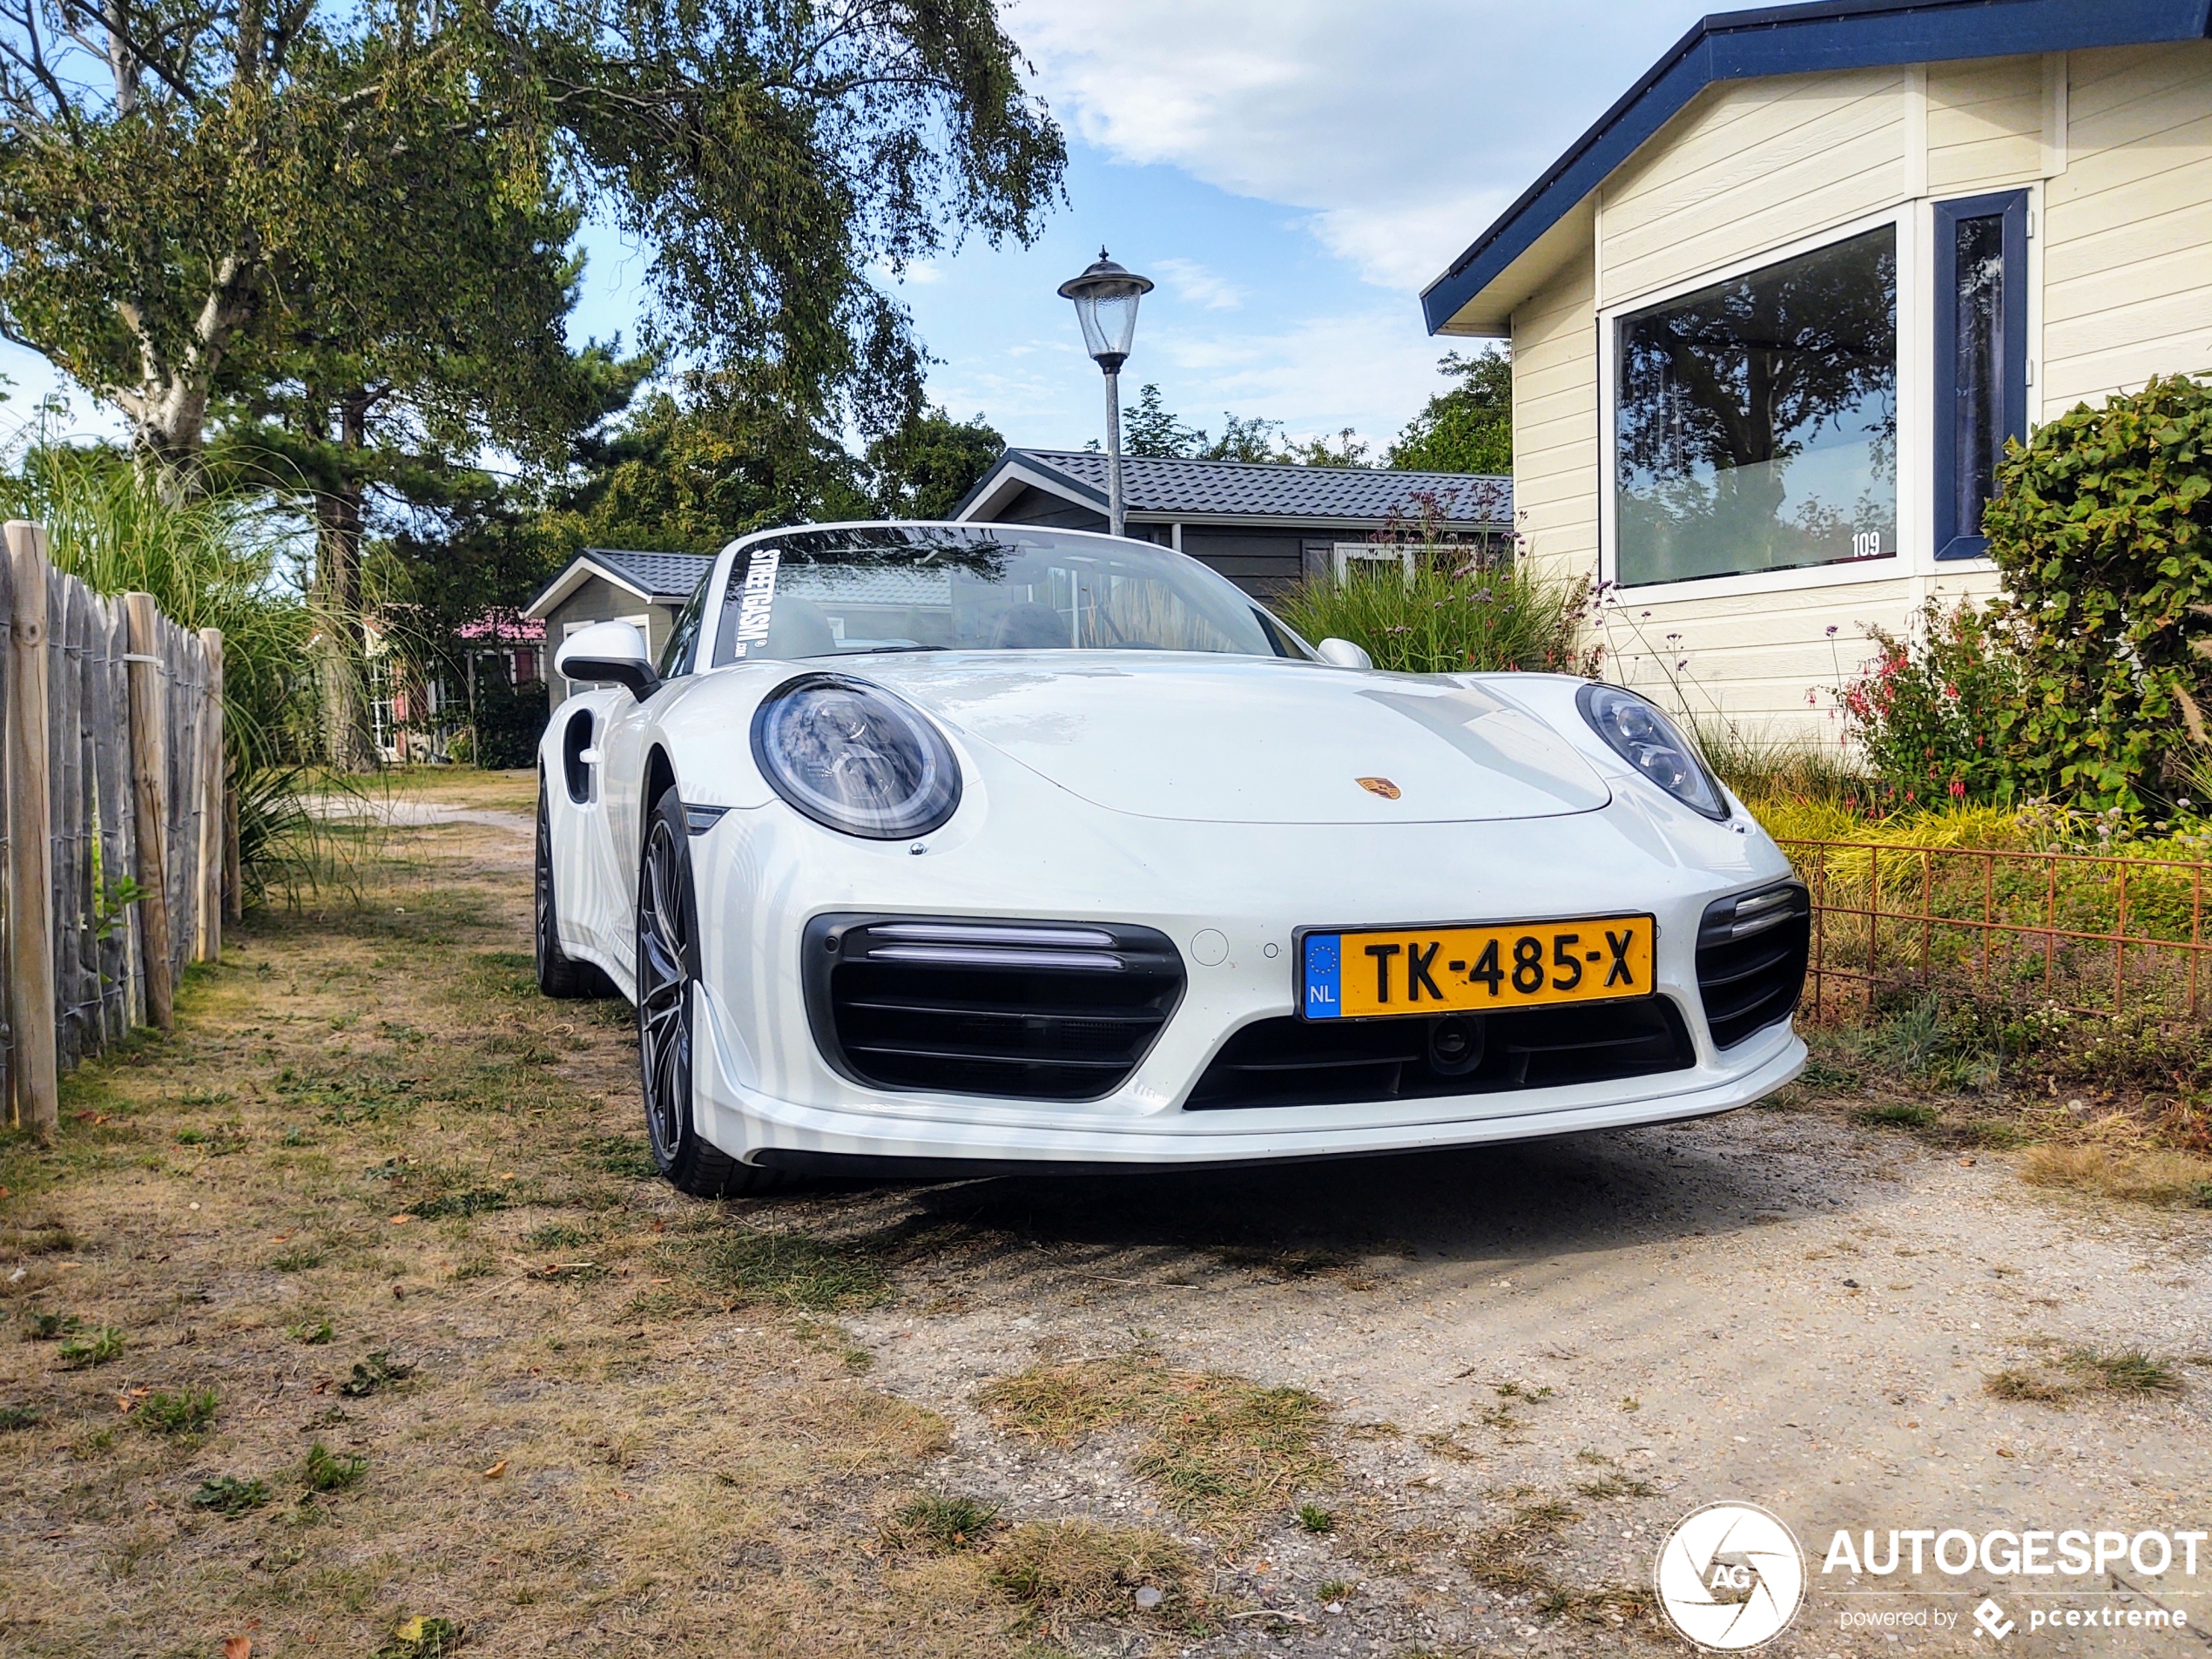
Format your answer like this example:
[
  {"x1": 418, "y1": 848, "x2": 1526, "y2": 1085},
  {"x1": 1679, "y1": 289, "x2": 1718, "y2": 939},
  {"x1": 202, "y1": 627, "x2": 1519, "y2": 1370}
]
[{"x1": 1837, "y1": 600, "x2": 2023, "y2": 808}]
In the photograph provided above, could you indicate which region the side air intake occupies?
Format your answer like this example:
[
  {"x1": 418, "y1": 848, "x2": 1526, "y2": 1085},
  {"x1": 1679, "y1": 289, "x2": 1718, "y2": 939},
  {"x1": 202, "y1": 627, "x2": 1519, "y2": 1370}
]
[{"x1": 803, "y1": 914, "x2": 1184, "y2": 1101}]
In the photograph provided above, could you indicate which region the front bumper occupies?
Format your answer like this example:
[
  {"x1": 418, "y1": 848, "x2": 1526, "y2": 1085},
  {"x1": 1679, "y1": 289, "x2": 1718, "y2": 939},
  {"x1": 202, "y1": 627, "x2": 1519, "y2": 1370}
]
[{"x1": 691, "y1": 974, "x2": 1805, "y2": 1169}]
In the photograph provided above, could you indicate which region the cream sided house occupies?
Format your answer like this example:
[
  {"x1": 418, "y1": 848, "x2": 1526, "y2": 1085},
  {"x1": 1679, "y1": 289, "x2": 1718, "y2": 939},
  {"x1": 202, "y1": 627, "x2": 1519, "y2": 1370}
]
[{"x1": 1421, "y1": 0, "x2": 2212, "y2": 741}]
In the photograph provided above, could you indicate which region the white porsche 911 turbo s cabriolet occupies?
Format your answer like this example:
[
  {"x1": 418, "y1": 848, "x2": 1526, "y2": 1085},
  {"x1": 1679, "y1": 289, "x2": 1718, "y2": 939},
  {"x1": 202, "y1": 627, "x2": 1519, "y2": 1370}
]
[{"x1": 537, "y1": 521, "x2": 1810, "y2": 1196}]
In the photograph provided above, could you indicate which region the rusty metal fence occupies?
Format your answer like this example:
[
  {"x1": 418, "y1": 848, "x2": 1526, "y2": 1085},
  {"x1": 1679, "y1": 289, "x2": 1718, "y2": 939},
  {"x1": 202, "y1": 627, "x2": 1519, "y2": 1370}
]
[{"x1": 1777, "y1": 838, "x2": 2210, "y2": 1026}]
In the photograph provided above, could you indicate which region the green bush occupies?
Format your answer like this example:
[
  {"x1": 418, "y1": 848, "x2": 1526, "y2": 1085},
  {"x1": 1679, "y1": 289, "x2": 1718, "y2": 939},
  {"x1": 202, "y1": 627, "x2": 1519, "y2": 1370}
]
[
  {"x1": 1270, "y1": 556, "x2": 1599, "y2": 677},
  {"x1": 1836, "y1": 599, "x2": 2024, "y2": 807},
  {"x1": 469, "y1": 671, "x2": 549, "y2": 770},
  {"x1": 1983, "y1": 374, "x2": 2212, "y2": 809}
]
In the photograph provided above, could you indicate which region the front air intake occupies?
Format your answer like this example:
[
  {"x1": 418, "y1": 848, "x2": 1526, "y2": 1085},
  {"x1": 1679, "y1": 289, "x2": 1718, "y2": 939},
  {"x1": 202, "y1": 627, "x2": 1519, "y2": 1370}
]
[
  {"x1": 1183, "y1": 999, "x2": 1696, "y2": 1110},
  {"x1": 1696, "y1": 880, "x2": 1811, "y2": 1049},
  {"x1": 803, "y1": 914, "x2": 1184, "y2": 1101}
]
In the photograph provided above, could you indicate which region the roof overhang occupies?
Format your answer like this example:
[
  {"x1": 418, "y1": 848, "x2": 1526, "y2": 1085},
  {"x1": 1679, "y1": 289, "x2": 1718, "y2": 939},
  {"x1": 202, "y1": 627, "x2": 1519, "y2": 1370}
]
[
  {"x1": 953, "y1": 453, "x2": 1106, "y2": 521},
  {"x1": 524, "y1": 553, "x2": 695, "y2": 620},
  {"x1": 1422, "y1": 0, "x2": 2212, "y2": 338}
]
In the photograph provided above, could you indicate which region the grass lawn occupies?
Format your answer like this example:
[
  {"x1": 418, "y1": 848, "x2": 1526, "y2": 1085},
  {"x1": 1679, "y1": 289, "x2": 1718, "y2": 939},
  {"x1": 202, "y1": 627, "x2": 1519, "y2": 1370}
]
[{"x1": 0, "y1": 773, "x2": 1188, "y2": 1658}]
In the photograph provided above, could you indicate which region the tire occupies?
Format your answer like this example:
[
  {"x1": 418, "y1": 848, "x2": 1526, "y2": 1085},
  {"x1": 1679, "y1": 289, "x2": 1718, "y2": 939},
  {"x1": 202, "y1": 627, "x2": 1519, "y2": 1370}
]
[
  {"x1": 636, "y1": 785, "x2": 790, "y2": 1197},
  {"x1": 536, "y1": 778, "x2": 615, "y2": 1000}
]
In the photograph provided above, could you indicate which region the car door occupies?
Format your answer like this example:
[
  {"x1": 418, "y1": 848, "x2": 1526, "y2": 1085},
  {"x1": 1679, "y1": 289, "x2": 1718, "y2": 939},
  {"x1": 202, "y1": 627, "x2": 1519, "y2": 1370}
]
[
  {"x1": 550, "y1": 691, "x2": 629, "y2": 977},
  {"x1": 592, "y1": 578, "x2": 714, "y2": 988}
]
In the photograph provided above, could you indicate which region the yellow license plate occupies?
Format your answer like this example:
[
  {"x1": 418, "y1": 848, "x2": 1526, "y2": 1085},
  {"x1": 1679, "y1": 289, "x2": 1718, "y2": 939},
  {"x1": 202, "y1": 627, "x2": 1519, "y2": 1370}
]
[{"x1": 1298, "y1": 915, "x2": 1656, "y2": 1021}]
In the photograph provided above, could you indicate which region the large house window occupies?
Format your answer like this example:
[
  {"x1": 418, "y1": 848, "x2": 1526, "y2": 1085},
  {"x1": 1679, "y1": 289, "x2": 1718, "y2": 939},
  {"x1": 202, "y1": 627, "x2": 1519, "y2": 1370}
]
[
  {"x1": 1932, "y1": 191, "x2": 2027, "y2": 560},
  {"x1": 1615, "y1": 225, "x2": 1898, "y2": 586}
]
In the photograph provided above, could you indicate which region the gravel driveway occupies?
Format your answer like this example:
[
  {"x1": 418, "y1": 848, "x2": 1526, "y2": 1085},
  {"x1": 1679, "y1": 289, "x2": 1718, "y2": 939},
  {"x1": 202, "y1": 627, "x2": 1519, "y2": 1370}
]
[{"x1": 822, "y1": 1103, "x2": 2212, "y2": 1655}]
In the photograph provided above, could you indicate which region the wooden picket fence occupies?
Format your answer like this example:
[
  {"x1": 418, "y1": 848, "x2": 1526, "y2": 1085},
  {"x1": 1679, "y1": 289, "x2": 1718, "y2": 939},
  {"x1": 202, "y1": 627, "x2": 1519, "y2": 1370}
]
[{"x1": 1, "y1": 521, "x2": 235, "y2": 1136}]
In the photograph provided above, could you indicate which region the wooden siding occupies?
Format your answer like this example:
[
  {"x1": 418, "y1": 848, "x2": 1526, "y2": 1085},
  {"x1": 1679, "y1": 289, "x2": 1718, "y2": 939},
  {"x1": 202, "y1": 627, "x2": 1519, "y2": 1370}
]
[
  {"x1": 1508, "y1": 254, "x2": 1600, "y2": 596},
  {"x1": 985, "y1": 482, "x2": 1107, "y2": 532},
  {"x1": 1176, "y1": 527, "x2": 1306, "y2": 598},
  {"x1": 2041, "y1": 41, "x2": 2212, "y2": 412},
  {"x1": 1600, "y1": 66, "x2": 1908, "y2": 310},
  {"x1": 1926, "y1": 55, "x2": 2045, "y2": 192},
  {"x1": 1592, "y1": 569, "x2": 2002, "y2": 738}
]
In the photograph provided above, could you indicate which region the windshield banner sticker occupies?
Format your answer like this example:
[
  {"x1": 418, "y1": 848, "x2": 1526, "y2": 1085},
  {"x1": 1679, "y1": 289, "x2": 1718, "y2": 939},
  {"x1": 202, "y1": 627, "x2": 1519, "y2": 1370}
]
[{"x1": 730, "y1": 549, "x2": 780, "y2": 658}]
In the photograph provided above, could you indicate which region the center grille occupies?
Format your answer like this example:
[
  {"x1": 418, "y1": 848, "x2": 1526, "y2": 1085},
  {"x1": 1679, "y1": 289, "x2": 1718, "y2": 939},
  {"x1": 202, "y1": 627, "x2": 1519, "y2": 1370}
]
[
  {"x1": 803, "y1": 914, "x2": 1184, "y2": 1101},
  {"x1": 1183, "y1": 998, "x2": 1695, "y2": 1110}
]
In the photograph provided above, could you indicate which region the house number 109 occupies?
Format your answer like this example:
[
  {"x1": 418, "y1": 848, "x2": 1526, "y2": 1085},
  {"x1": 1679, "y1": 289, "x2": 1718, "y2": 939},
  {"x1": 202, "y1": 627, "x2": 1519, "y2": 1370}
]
[{"x1": 1851, "y1": 530, "x2": 1883, "y2": 557}]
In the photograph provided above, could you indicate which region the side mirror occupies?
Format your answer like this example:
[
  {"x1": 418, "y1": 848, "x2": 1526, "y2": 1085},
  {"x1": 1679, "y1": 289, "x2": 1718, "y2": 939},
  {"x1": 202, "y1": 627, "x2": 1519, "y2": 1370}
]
[
  {"x1": 1317, "y1": 637, "x2": 1373, "y2": 671},
  {"x1": 555, "y1": 620, "x2": 660, "y2": 699}
]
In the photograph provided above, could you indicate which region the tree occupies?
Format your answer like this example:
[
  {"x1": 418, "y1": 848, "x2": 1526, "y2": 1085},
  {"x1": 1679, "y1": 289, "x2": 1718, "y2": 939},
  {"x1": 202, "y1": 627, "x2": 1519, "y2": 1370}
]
[
  {"x1": 0, "y1": 0, "x2": 1068, "y2": 477},
  {"x1": 1387, "y1": 349, "x2": 1512, "y2": 475},
  {"x1": 199, "y1": 49, "x2": 648, "y2": 764},
  {"x1": 867, "y1": 408, "x2": 1003, "y2": 518},
  {"x1": 1284, "y1": 428, "x2": 1370, "y2": 468},
  {"x1": 1205, "y1": 413, "x2": 1284, "y2": 462},
  {"x1": 1116, "y1": 384, "x2": 1315, "y2": 466},
  {"x1": 538, "y1": 368, "x2": 873, "y2": 554},
  {"x1": 1122, "y1": 383, "x2": 1208, "y2": 459},
  {"x1": 1, "y1": 0, "x2": 1062, "y2": 765}
]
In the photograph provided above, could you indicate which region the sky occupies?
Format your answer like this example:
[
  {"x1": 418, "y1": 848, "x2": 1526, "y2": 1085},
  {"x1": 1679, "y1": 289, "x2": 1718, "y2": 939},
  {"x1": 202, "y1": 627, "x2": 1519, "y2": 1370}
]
[{"x1": 7, "y1": 0, "x2": 1718, "y2": 457}]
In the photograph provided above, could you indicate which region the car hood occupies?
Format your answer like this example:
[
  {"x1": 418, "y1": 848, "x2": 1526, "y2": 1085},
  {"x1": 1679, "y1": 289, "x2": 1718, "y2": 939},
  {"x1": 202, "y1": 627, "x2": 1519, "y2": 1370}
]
[{"x1": 854, "y1": 653, "x2": 1611, "y2": 825}]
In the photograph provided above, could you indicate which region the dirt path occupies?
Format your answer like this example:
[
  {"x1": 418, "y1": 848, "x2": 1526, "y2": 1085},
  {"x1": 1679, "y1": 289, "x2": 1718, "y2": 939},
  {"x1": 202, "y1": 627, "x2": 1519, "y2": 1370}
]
[{"x1": 2, "y1": 779, "x2": 2206, "y2": 1658}]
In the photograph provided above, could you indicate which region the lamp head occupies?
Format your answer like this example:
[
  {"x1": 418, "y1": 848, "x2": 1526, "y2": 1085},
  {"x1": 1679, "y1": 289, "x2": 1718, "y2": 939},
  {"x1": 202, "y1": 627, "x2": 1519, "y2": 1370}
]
[{"x1": 1057, "y1": 247, "x2": 1154, "y2": 371}]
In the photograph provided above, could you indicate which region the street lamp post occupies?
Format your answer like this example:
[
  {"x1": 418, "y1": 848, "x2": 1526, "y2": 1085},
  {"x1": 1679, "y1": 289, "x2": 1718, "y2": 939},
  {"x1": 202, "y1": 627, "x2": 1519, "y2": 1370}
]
[{"x1": 1058, "y1": 248, "x2": 1154, "y2": 539}]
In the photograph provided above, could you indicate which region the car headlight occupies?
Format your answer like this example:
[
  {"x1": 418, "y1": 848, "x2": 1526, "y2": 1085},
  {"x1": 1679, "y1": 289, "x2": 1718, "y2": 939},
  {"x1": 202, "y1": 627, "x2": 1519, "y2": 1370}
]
[
  {"x1": 752, "y1": 674, "x2": 962, "y2": 839},
  {"x1": 1575, "y1": 684, "x2": 1729, "y2": 820}
]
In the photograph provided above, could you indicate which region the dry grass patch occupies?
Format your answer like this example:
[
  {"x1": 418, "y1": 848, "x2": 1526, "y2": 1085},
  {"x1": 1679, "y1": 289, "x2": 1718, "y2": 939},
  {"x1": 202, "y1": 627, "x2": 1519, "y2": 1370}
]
[
  {"x1": 1461, "y1": 1495, "x2": 1579, "y2": 1593},
  {"x1": 1460, "y1": 1494, "x2": 1660, "y2": 1634},
  {"x1": 2020, "y1": 1143, "x2": 2212, "y2": 1206},
  {"x1": 684, "y1": 1224, "x2": 891, "y2": 1310},
  {"x1": 0, "y1": 777, "x2": 1117, "y2": 1659},
  {"x1": 978, "y1": 1352, "x2": 1336, "y2": 1535},
  {"x1": 1985, "y1": 1344, "x2": 2188, "y2": 1406},
  {"x1": 987, "y1": 1518, "x2": 1201, "y2": 1634}
]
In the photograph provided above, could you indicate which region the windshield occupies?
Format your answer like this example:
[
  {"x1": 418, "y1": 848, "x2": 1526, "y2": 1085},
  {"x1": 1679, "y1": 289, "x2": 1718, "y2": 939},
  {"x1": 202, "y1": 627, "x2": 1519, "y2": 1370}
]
[{"x1": 708, "y1": 524, "x2": 1310, "y2": 666}]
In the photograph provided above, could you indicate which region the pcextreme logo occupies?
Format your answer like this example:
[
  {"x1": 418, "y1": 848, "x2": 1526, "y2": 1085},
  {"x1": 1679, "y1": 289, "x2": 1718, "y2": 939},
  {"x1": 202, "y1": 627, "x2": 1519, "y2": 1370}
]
[{"x1": 1655, "y1": 1501, "x2": 1808, "y2": 1650}]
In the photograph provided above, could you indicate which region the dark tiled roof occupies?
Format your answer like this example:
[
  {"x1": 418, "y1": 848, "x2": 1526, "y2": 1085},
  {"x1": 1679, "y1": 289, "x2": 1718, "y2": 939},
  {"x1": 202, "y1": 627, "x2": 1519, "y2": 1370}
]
[
  {"x1": 984, "y1": 449, "x2": 1511, "y2": 525},
  {"x1": 584, "y1": 548, "x2": 713, "y2": 601}
]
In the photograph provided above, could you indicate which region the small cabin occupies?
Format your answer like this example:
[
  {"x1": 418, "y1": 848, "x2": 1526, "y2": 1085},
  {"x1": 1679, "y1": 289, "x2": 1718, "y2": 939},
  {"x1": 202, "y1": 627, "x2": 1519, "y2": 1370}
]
[
  {"x1": 954, "y1": 448, "x2": 1512, "y2": 598},
  {"x1": 1420, "y1": 0, "x2": 2212, "y2": 740},
  {"x1": 526, "y1": 549, "x2": 713, "y2": 711}
]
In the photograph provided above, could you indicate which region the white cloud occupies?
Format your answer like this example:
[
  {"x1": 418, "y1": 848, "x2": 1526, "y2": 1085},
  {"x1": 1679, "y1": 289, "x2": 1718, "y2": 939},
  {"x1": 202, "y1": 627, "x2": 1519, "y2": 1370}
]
[
  {"x1": 1008, "y1": 0, "x2": 1706, "y2": 290},
  {"x1": 1150, "y1": 256, "x2": 1244, "y2": 311},
  {"x1": 1145, "y1": 306, "x2": 1447, "y2": 447}
]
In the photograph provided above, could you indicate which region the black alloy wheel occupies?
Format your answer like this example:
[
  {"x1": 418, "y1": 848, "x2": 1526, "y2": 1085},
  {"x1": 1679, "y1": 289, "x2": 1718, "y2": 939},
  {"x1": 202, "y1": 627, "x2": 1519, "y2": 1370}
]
[{"x1": 634, "y1": 786, "x2": 783, "y2": 1197}]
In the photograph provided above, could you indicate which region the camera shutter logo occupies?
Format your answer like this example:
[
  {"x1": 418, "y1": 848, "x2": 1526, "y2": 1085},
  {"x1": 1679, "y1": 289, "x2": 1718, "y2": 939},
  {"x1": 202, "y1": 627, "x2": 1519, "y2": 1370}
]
[{"x1": 1655, "y1": 1501, "x2": 1806, "y2": 1650}]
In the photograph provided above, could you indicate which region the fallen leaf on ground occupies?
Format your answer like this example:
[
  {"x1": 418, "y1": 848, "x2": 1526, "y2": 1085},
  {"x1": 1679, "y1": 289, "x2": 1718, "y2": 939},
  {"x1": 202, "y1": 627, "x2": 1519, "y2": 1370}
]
[
  {"x1": 482, "y1": 1459, "x2": 508, "y2": 1479},
  {"x1": 224, "y1": 1636, "x2": 252, "y2": 1659},
  {"x1": 389, "y1": 1215, "x2": 415, "y2": 1225}
]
